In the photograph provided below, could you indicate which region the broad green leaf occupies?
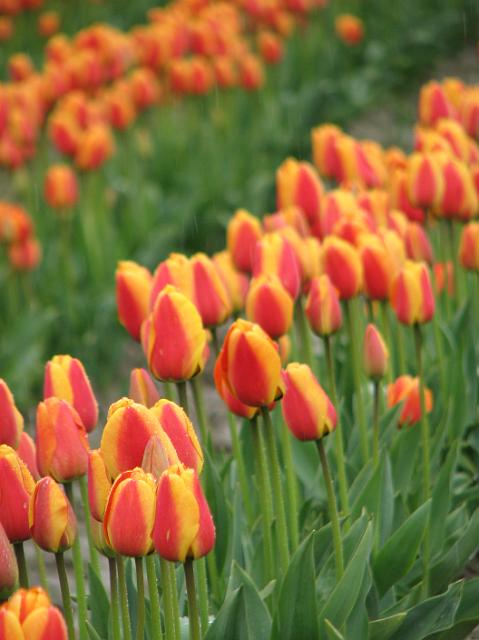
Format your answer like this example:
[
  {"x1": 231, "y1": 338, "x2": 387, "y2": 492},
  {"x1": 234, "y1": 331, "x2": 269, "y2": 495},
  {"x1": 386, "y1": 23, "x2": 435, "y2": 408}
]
[
  {"x1": 345, "y1": 566, "x2": 371, "y2": 639},
  {"x1": 350, "y1": 461, "x2": 381, "y2": 521},
  {"x1": 325, "y1": 619, "x2": 345, "y2": 639},
  {"x1": 88, "y1": 564, "x2": 110, "y2": 640},
  {"x1": 86, "y1": 621, "x2": 104, "y2": 640},
  {"x1": 429, "y1": 443, "x2": 458, "y2": 558},
  {"x1": 391, "y1": 424, "x2": 421, "y2": 496},
  {"x1": 368, "y1": 613, "x2": 407, "y2": 640},
  {"x1": 373, "y1": 500, "x2": 431, "y2": 596},
  {"x1": 432, "y1": 577, "x2": 479, "y2": 639},
  {"x1": 376, "y1": 455, "x2": 395, "y2": 548},
  {"x1": 203, "y1": 448, "x2": 230, "y2": 575}
]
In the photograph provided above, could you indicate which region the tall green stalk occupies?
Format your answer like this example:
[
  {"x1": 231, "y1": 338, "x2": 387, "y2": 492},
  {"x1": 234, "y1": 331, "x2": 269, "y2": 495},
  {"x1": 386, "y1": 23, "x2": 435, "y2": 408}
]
[
  {"x1": 190, "y1": 376, "x2": 210, "y2": 447},
  {"x1": 78, "y1": 475, "x2": 100, "y2": 574},
  {"x1": 14, "y1": 542, "x2": 29, "y2": 588},
  {"x1": 55, "y1": 552, "x2": 76, "y2": 640},
  {"x1": 251, "y1": 418, "x2": 274, "y2": 582},
  {"x1": 372, "y1": 381, "x2": 381, "y2": 467},
  {"x1": 227, "y1": 412, "x2": 253, "y2": 524},
  {"x1": 159, "y1": 558, "x2": 179, "y2": 640},
  {"x1": 295, "y1": 298, "x2": 315, "y2": 372},
  {"x1": 279, "y1": 420, "x2": 299, "y2": 550},
  {"x1": 184, "y1": 559, "x2": 201, "y2": 640},
  {"x1": 145, "y1": 555, "x2": 163, "y2": 640},
  {"x1": 117, "y1": 556, "x2": 132, "y2": 640},
  {"x1": 196, "y1": 559, "x2": 209, "y2": 635},
  {"x1": 135, "y1": 558, "x2": 146, "y2": 640},
  {"x1": 65, "y1": 482, "x2": 88, "y2": 640},
  {"x1": 108, "y1": 557, "x2": 121, "y2": 640}
]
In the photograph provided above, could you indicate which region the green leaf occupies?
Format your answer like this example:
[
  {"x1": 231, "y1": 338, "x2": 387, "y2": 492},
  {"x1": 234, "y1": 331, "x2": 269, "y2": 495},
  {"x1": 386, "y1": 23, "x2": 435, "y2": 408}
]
[
  {"x1": 391, "y1": 424, "x2": 421, "y2": 497},
  {"x1": 372, "y1": 500, "x2": 431, "y2": 596},
  {"x1": 203, "y1": 448, "x2": 230, "y2": 575},
  {"x1": 86, "y1": 620, "x2": 104, "y2": 640},
  {"x1": 324, "y1": 619, "x2": 345, "y2": 639},
  {"x1": 429, "y1": 443, "x2": 458, "y2": 558},
  {"x1": 369, "y1": 613, "x2": 407, "y2": 640},
  {"x1": 432, "y1": 577, "x2": 479, "y2": 639},
  {"x1": 88, "y1": 563, "x2": 110, "y2": 640},
  {"x1": 272, "y1": 532, "x2": 319, "y2": 639}
]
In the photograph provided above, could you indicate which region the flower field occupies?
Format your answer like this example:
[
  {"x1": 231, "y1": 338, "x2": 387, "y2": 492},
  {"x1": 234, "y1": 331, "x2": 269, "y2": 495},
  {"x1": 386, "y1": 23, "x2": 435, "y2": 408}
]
[{"x1": 2, "y1": 1, "x2": 479, "y2": 639}]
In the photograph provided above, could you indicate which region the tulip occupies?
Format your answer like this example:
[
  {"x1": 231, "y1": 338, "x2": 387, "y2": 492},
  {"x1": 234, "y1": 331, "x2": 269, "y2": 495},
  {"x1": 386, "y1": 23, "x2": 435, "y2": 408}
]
[
  {"x1": 275, "y1": 158, "x2": 323, "y2": 228},
  {"x1": 226, "y1": 209, "x2": 262, "y2": 273},
  {"x1": 253, "y1": 232, "x2": 301, "y2": 299},
  {"x1": 213, "y1": 359, "x2": 260, "y2": 419},
  {"x1": 321, "y1": 237, "x2": 363, "y2": 300},
  {"x1": 0, "y1": 445, "x2": 35, "y2": 542},
  {"x1": 335, "y1": 14, "x2": 364, "y2": 45},
  {"x1": 404, "y1": 222, "x2": 434, "y2": 264},
  {"x1": 0, "y1": 608, "x2": 23, "y2": 640},
  {"x1": 216, "y1": 319, "x2": 284, "y2": 407},
  {"x1": 90, "y1": 516, "x2": 115, "y2": 557},
  {"x1": 17, "y1": 433, "x2": 40, "y2": 480},
  {"x1": 436, "y1": 154, "x2": 478, "y2": 221},
  {"x1": 116, "y1": 260, "x2": 153, "y2": 342},
  {"x1": 74, "y1": 123, "x2": 115, "y2": 171},
  {"x1": 433, "y1": 262, "x2": 454, "y2": 297},
  {"x1": 281, "y1": 363, "x2": 336, "y2": 441},
  {"x1": 459, "y1": 222, "x2": 479, "y2": 270},
  {"x1": 212, "y1": 251, "x2": 249, "y2": 313},
  {"x1": 5, "y1": 587, "x2": 50, "y2": 623},
  {"x1": 43, "y1": 165, "x2": 78, "y2": 211},
  {"x1": 129, "y1": 368, "x2": 160, "y2": 408},
  {"x1": 0, "y1": 523, "x2": 18, "y2": 600},
  {"x1": 246, "y1": 275, "x2": 294, "y2": 339},
  {"x1": 358, "y1": 235, "x2": 393, "y2": 301},
  {"x1": 29, "y1": 478, "x2": 77, "y2": 553},
  {"x1": 150, "y1": 253, "x2": 193, "y2": 308},
  {"x1": 387, "y1": 375, "x2": 433, "y2": 427},
  {"x1": 389, "y1": 169, "x2": 425, "y2": 223},
  {"x1": 263, "y1": 206, "x2": 309, "y2": 237},
  {"x1": 406, "y1": 152, "x2": 444, "y2": 210},
  {"x1": 363, "y1": 324, "x2": 389, "y2": 379},
  {"x1": 305, "y1": 274, "x2": 342, "y2": 336},
  {"x1": 151, "y1": 400, "x2": 203, "y2": 474},
  {"x1": 87, "y1": 450, "x2": 112, "y2": 522},
  {"x1": 258, "y1": 31, "x2": 283, "y2": 64},
  {"x1": 36, "y1": 398, "x2": 89, "y2": 482},
  {"x1": 190, "y1": 253, "x2": 232, "y2": 327},
  {"x1": 8, "y1": 238, "x2": 42, "y2": 272},
  {"x1": 22, "y1": 606, "x2": 68, "y2": 640},
  {"x1": 43, "y1": 355, "x2": 98, "y2": 432},
  {"x1": 435, "y1": 118, "x2": 470, "y2": 162},
  {"x1": 103, "y1": 468, "x2": 156, "y2": 557},
  {"x1": 238, "y1": 54, "x2": 264, "y2": 91},
  {"x1": 390, "y1": 261, "x2": 435, "y2": 325},
  {"x1": 419, "y1": 81, "x2": 457, "y2": 126},
  {"x1": 152, "y1": 465, "x2": 215, "y2": 562},
  {"x1": 311, "y1": 124, "x2": 343, "y2": 182},
  {"x1": 141, "y1": 285, "x2": 207, "y2": 382},
  {"x1": 0, "y1": 378, "x2": 23, "y2": 448}
]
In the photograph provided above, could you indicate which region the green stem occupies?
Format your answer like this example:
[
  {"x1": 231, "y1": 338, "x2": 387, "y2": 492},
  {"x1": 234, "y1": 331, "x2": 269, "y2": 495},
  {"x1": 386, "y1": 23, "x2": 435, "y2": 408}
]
[
  {"x1": 117, "y1": 556, "x2": 132, "y2": 640},
  {"x1": 184, "y1": 559, "x2": 201, "y2": 640},
  {"x1": 34, "y1": 544, "x2": 49, "y2": 591},
  {"x1": 323, "y1": 335, "x2": 350, "y2": 528},
  {"x1": 55, "y1": 552, "x2": 76, "y2": 640},
  {"x1": 345, "y1": 299, "x2": 369, "y2": 464},
  {"x1": 176, "y1": 381, "x2": 189, "y2": 414},
  {"x1": 396, "y1": 323, "x2": 407, "y2": 375},
  {"x1": 227, "y1": 412, "x2": 253, "y2": 524},
  {"x1": 196, "y1": 558, "x2": 209, "y2": 635},
  {"x1": 159, "y1": 558, "x2": 178, "y2": 640},
  {"x1": 261, "y1": 408, "x2": 290, "y2": 575},
  {"x1": 78, "y1": 476, "x2": 100, "y2": 574},
  {"x1": 447, "y1": 219, "x2": 459, "y2": 302},
  {"x1": 316, "y1": 439, "x2": 344, "y2": 581},
  {"x1": 146, "y1": 555, "x2": 163, "y2": 640},
  {"x1": 380, "y1": 302, "x2": 393, "y2": 382},
  {"x1": 190, "y1": 376, "x2": 209, "y2": 447},
  {"x1": 135, "y1": 558, "x2": 145, "y2": 640},
  {"x1": 108, "y1": 557, "x2": 121, "y2": 640},
  {"x1": 279, "y1": 421, "x2": 299, "y2": 550},
  {"x1": 372, "y1": 381, "x2": 381, "y2": 467},
  {"x1": 65, "y1": 482, "x2": 88, "y2": 640},
  {"x1": 295, "y1": 298, "x2": 315, "y2": 371},
  {"x1": 14, "y1": 542, "x2": 29, "y2": 588},
  {"x1": 432, "y1": 314, "x2": 447, "y2": 405}
]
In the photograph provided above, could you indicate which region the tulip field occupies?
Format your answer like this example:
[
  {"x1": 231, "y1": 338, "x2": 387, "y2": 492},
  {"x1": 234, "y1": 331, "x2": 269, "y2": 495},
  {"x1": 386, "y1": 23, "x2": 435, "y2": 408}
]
[{"x1": 3, "y1": 0, "x2": 479, "y2": 639}]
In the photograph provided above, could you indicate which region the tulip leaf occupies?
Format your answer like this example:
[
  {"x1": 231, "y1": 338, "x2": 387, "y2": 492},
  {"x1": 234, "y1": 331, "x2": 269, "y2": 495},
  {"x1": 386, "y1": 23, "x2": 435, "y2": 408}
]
[
  {"x1": 324, "y1": 619, "x2": 345, "y2": 639},
  {"x1": 391, "y1": 424, "x2": 421, "y2": 497},
  {"x1": 429, "y1": 443, "x2": 458, "y2": 558},
  {"x1": 372, "y1": 499, "x2": 431, "y2": 597},
  {"x1": 431, "y1": 577, "x2": 479, "y2": 640},
  {"x1": 203, "y1": 448, "x2": 230, "y2": 576},
  {"x1": 272, "y1": 531, "x2": 319, "y2": 639},
  {"x1": 86, "y1": 620, "x2": 104, "y2": 640},
  {"x1": 345, "y1": 565, "x2": 371, "y2": 639},
  {"x1": 368, "y1": 613, "x2": 407, "y2": 640},
  {"x1": 88, "y1": 564, "x2": 110, "y2": 640}
]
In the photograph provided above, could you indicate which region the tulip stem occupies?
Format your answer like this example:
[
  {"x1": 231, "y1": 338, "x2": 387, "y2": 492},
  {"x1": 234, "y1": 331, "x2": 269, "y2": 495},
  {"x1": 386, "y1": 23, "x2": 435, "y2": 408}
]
[
  {"x1": 14, "y1": 542, "x2": 29, "y2": 588},
  {"x1": 372, "y1": 380, "x2": 381, "y2": 467},
  {"x1": 345, "y1": 299, "x2": 369, "y2": 464},
  {"x1": 55, "y1": 552, "x2": 76, "y2": 640},
  {"x1": 227, "y1": 411, "x2": 253, "y2": 524},
  {"x1": 78, "y1": 476, "x2": 100, "y2": 574},
  {"x1": 159, "y1": 558, "x2": 179, "y2": 640},
  {"x1": 196, "y1": 558, "x2": 209, "y2": 635},
  {"x1": 295, "y1": 298, "x2": 315, "y2": 372},
  {"x1": 35, "y1": 544, "x2": 49, "y2": 591},
  {"x1": 65, "y1": 481, "x2": 88, "y2": 640},
  {"x1": 316, "y1": 439, "x2": 344, "y2": 581},
  {"x1": 135, "y1": 558, "x2": 146, "y2": 640},
  {"x1": 190, "y1": 376, "x2": 210, "y2": 450},
  {"x1": 414, "y1": 324, "x2": 431, "y2": 598},
  {"x1": 324, "y1": 335, "x2": 350, "y2": 529},
  {"x1": 261, "y1": 408, "x2": 290, "y2": 575},
  {"x1": 146, "y1": 555, "x2": 163, "y2": 640},
  {"x1": 279, "y1": 420, "x2": 299, "y2": 550},
  {"x1": 447, "y1": 220, "x2": 459, "y2": 301},
  {"x1": 108, "y1": 557, "x2": 121, "y2": 640},
  {"x1": 176, "y1": 381, "x2": 189, "y2": 414},
  {"x1": 251, "y1": 418, "x2": 275, "y2": 582},
  {"x1": 116, "y1": 556, "x2": 132, "y2": 640},
  {"x1": 380, "y1": 302, "x2": 393, "y2": 382},
  {"x1": 184, "y1": 559, "x2": 201, "y2": 640}
]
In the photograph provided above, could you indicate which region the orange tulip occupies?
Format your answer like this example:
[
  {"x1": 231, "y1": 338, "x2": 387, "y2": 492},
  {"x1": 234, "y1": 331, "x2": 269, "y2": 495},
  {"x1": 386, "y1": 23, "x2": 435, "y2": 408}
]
[
  {"x1": 22, "y1": 605, "x2": 68, "y2": 640},
  {"x1": 29, "y1": 477, "x2": 77, "y2": 553},
  {"x1": 406, "y1": 152, "x2": 444, "y2": 210},
  {"x1": 227, "y1": 209, "x2": 262, "y2": 273},
  {"x1": 246, "y1": 275, "x2": 294, "y2": 339},
  {"x1": 116, "y1": 260, "x2": 153, "y2": 342},
  {"x1": 87, "y1": 450, "x2": 112, "y2": 523},
  {"x1": 0, "y1": 378, "x2": 23, "y2": 448},
  {"x1": 459, "y1": 222, "x2": 479, "y2": 271},
  {"x1": 335, "y1": 14, "x2": 364, "y2": 46},
  {"x1": 129, "y1": 368, "x2": 160, "y2": 408},
  {"x1": 404, "y1": 223, "x2": 434, "y2": 264},
  {"x1": 4, "y1": 587, "x2": 50, "y2": 623},
  {"x1": 74, "y1": 123, "x2": 115, "y2": 171},
  {"x1": 0, "y1": 608, "x2": 23, "y2": 640},
  {"x1": 0, "y1": 522, "x2": 18, "y2": 600},
  {"x1": 0, "y1": 445, "x2": 35, "y2": 542},
  {"x1": 419, "y1": 81, "x2": 457, "y2": 127},
  {"x1": 253, "y1": 232, "x2": 301, "y2": 299},
  {"x1": 358, "y1": 234, "x2": 393, "y2": 301},
  {"x1": 305, "y1": 274, "x2": 342, "y2": 336},
  {"x1": 214, "y1": 358, "x2": 260, "y2": 419},
  {"x1": 311, "y1": 124, "x2": 343, "y2": 182},
  {"x1": 17, "y1": 432, "x2": 40, "y2": 480},
  {"x1": 321, "y1": 236, "x2": 363, "y2": 299},
  {"x1": 43, "y1": 165, "x2": 78, "y2": 211},
  {"x1": 363, "y1": 324, "x2": 389, "y2": 380},
  {"x1": 276, "y1": 158, "x2": 323, "y2": 229},
  {"x1": 389, "y1": 169, "x2": 425, "y2": 223},
  {"x1": 390, "y1": 261, "x2": 435, "y2": 325},
  {"x1": 190, "y1": 253, "x2": 232, "y2": 327},
  {"x1": 387, "y1": 375, "x2": 433, "y2": 427},
  {"x1": 150, "y1": 252, "x2": 193, "y2": 308}
]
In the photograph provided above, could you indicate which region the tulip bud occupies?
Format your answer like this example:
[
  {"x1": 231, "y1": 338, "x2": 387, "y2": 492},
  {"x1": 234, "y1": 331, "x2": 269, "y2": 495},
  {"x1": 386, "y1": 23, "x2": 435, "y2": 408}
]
[
  {"x1": 0, "y1": 608, "x2": 23, "y2": 639},
  {"x1": 436, "y1": 154, "x2": 478, "y2": 221},
  {"x1": 29, "y1": 477, "x2": 77, "y2": 553},
  {"x1": 363, "y1": 324, "x2": 389, "y2": 379},
  {"x1": 335, "y1": 14, "x2": 364, "y2": 45},
  {"x1": 0, "y1": 379, "x2": 23, "y2": 448},
  {"x1": 0, "y1": 445, "x2": 35, "y2": 542},
  {"x1": 305, "y1": 274, "x2": 342, "y2": 336},
  {"x1": 150, "y1": 400, "x2": 203, "y2": 474},
  {"x1": 358, "y1": 234, "x2": 393, "y2": 301},
  {"x1": 321, "y1": 237, "x2": 363, "y2": 300},
  {"x1": 216, "y1": 319, "x2": 284, "y2": 407},
  {"x1": 190, "y1": 253, "x2": 232, "y2": 327},
  {"x1": 150, "y1": 253, "x2": 193, "y2": 308},
  {"x1": 43, "y1": 354, "x2": 98, "y2": 432},
  {"x1": 459, "y1": 222, "x2": 479, "y2": 271},
  {"x1": 213, "y1": 359, "x2": 260, "y2": 420},
  {"x1": 246, "y1": 275, "x2": 294, "y2": 339},
  {"x1": 390, "y1": 261, "x2": 435, "y2": 325},
  {"x1": 141, "y1": 435, "x2": 171, "y2": 480},
  {"x1": 141, "y1": 285, "x2": 207, "y2": 383},
  {"x1": 43, "y1": 164, "x2": 78, "y2": 211},
  {"x1": 4, "y1": 587, "x2": 50, "y2": 622},
  {"x1": 253, "y1": 232, "x2": 301, "y2": 299},
  {"x1": 275, "y1": 158, "x2": 323, "y2": 228},
  {"x1": 226, "y1": 209, "x2": 262, "y2": 273},
  {"x1": 103, "y1": 468, "x2": 156, "y2": 557},
  {"x1": 389, "y1": 169, "x2": 425, "y2": 223},
  {"x1": 404, "y1": 222, "x2": 434, "y2": 264},
  {"x1": 36, "y1": 398, "x2": 89, "y2": 482},
  {"x1": 281, "y1": 363, "x2": 337, "y2": 440},
  {"x1": 74, "y1": 123, "x2": 114, "y2": 171},
  {"x1": 311, "y1": 124, "x2": 343, "y2": 182},
  {"x1": 17, "y1": 432, "x2": 40, "y2": 480},
  {"x1": 116, "y1": 261, "x2": 153, "y2": 342},
  {"x1": 129, "y1": 368, "x2": 160, "y2": 408},
  {"x1": 100, "y1": 398, "x2": 178, "y2": 479},
  {"x1": 87, "y1": 450, "x2": 112, "y2": 522},
  {"x1": 387, "y1": 375, "x2": 433, "y2": 427},
  {"x1": 406, "y1": 152, "x2": 444, "y2": 210},
  {"x1": 152, "y1": 465, "x2": 215, "y2": 562},
  {"x1": 212, "y1": 251, "x2": 249, "y2": 313},
  {"x1": 419, "y1": 81, "x2": 457, "y2": 126},
  {"x1": 22, "y1": 605, "x2": 68, "y2": 639},
  {"x1": 0, "y1": 523, "x2": 18, "y2": 600}
]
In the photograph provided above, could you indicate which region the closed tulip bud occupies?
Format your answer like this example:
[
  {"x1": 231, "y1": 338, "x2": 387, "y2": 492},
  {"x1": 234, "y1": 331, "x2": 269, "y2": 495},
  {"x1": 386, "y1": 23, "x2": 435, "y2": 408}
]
[
  {"x1": 29, "y1": 477, "x2": 77, "y2": 553},
  {"x1": 151, "y1": 400, "x2": 203, "y2": 474},
  {"x1": 387, "y1": 375, "x2": 433, "y2": 427},
  {"x1": 276, "y1": 158, "x2": 323, "y2": 228},
  {"x1": 190, "y1": 253, "x2": 232, "y2": 327},
  {"x1": 404, "y1": 223, "x2": 434, "y2": 264},
  {"x1": 311, "y1": 124, "x2": 343, "y2": 181},
  {"x1": 359, "y1": 235, "x2": 393, "y2": 300},
  {"x1": 389, "y1": 169, "x2": 425, "y2": 223},
  {"x1": 4, "y1": 587, "x2": 50, "y2": 623},
  {"x1": 22, "y1": 605, "x2": 68, "y2": 640},
  {"x1": 74, "y1": 123, "x2": 115, "y2": 171},
  {"x1": 100, "y1": 398, "x2": 178, "y2": 479},
  {"x1": 0, "y1": 608, "x2": 23, "y2": 639},
  {"x1": 419, "y1": 81, "x2": 457, "y2": 126},
  {"x1": 116, "y1": 261, "x2": 153, "y2": 342},
  {"x1": 0, "y1": 379, "x2": 23, "y2": 448},
  {"x1": 17, "y1": 432, "x2": 40, "y2": 480},
  {"x1": 129, "y1": 368, "x2": 160, "y2": 408},
  {"x1": 216, "y1": 319, "x2": 284, "y2": 407},
  {"x1": 43, "y1": 354, "x2": 98, "y2": 432},
  {"x1": 281, "y1": 363, "x2": 336, "y2": 441},
  {"x1": 141, "y1": 434, "x2": 172, "y2": 480},
  {"x1": 142, "y1": 286, "x2": 207, "y2": 383},
  {"x1": 390, "y1": 261, "x2": 435, "y2": 325},
  {"x1": 213, "y1": 359, "x2": 260, "y2": 419},
  {"x1": 103, "y1": 468, "x2": 156, "y2": 557},
  {"x1": 335, "y1": 14, "x2": 364, "y2": 46},
  {"x1": 436, "y1": 154, "x2": 478, "y2": 221},
  {"x1": 0, "y1": 445, "x2": 35, "y2": 542},
  {"x1": 87, "y1": 450, "x2": 112, "y2": 522},
  {"x1": 246, "y1": 275, "x2": 294, "y2": 339},
  {"x1": 258, "y1": 31, "x2": 283, "y2": 64},
  {"x1": 43, "y1": 164, "x2": 78, "y2": 211},
  {"x1": 212, "y1": 251, "x2": 249, "y2": 313},
  {"x1": 363, "y1": 324, "x2": 389, "y2": 379},
  {"x1": 239, "y1": 54, "x2": 264, "y2": 91},
  {"x1": 227, "y1": 209, "x2": 262, "y2": 273},
  {"x1": 406, "y1": 153, "x2": 444, "y2": 210},
  {"x1": 0, "y1": 523, "x2": 18, "y2": 600},
  {"x1": 152, "y1": 465, "x2": 215, "y2": 562},
  {"x1": 253, "y1": 232, "x2": 301, "y2": 299},
  {"x1": 36, "y1": 398, "x2": 89, "y2": 482},
  {"x1": 305, "y1": 274, "x2": 342, "y2": 336},
  {"x1": 459, "y1": 222, "x2": 479, "y2": 271},
  {"x1": 321, "y1": 236, "x2": 363, "y2": 299},
  {"x1": 150, "y1": 253, "x2": 193, "y2": 308}
]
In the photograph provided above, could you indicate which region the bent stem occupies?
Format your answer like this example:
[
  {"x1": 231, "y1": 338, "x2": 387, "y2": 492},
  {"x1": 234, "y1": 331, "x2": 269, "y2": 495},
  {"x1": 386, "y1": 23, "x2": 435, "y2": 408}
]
[
  {"x1": 135, "y1": 557, "x2": 145, "y2": 640},
  {"x1": 14, "y1": 542, "x2": 29, "y2": 588},
  {"x1": 184, "y1": 559, "x2": 201, "y2": 640},
  {"x1": 65, "y1": 482, "x2": 88, "y2": 640},
  {"x1": 146, "y1": 555, "x2": 163, "y2": 640},
  {"x1": 78, "y1": 475, "x2": 100, "y2": 574},
  {"x1": 108, "y1": 557, "x2": 121, "y2": 640},
  {"x1": 55, "y1": 552, "x2": 75, "y2": 640},
  {"x1": 117, "y1": 556, "x2": 132, "y2": 640},
  {"x1": 316, "y1": 439, "x2": 344, "y2": 581}
]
